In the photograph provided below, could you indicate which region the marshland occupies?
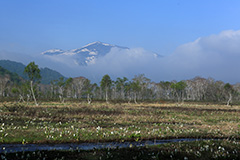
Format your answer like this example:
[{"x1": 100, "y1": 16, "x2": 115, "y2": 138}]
[{"x1": 0, "y1": 101, "x2": 239, "y2": 159}]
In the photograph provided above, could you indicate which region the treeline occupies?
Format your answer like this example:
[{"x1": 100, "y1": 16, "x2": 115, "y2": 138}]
[{"x1": 0, "y1": 62, "x2": 239, "y2": 105}]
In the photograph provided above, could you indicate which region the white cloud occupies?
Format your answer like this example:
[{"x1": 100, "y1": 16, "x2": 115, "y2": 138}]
[
  {"x1": 2, "y1": 30, "x2": 240, "y2": 83},
  {"x1": 41, "y1": 54, "x2": 78, "y2": 68},
  {"x1": 62, "y1": 47, "x2": 160, "y2": 82},
  {"x1": 162, "y1": 30, "x2": 240, "y2": 82},
  {"x1": 34, "y1": 29, "x2": 240, "y2": 83}
]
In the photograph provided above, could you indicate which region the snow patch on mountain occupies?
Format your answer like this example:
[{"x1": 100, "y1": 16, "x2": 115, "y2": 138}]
[{"x1": 41, "y1": 49, "x2": 64, "y2": 55}]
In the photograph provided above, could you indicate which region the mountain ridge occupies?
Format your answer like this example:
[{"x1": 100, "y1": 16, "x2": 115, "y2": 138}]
[{"x1": 41, "y1": 41, "x2": 129, "y2": 65}]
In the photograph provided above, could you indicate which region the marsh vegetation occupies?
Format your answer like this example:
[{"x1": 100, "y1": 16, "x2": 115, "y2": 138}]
[
  {"x1": 0, "y1": 102, "x2": 239, "y2": 159},
  {"x1": 0, "y1": 102, "x2": 239, "y2": 144}
]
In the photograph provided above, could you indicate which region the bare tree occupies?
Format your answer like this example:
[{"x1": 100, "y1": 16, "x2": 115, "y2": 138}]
[
  {"x1": 100, "y1": 74, "x2": 112, "y2": 103},
  {"x1": 0, "y1": 75, "x2": 10, "y2": 97},
  {"x1": 224, "y1": 83, "x2": 234, "y2": 106}
]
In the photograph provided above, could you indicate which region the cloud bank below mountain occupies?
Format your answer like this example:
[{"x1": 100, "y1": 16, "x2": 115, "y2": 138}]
[
  {"x1": 163, "y1": 30, "x2": 240, "y2": 82},
  {"x1": 52, "y1": 30, "x2": 240, "y2": 83},
  {"x1": 1, "y1": 30, "x2": 240, "y2": 83}
]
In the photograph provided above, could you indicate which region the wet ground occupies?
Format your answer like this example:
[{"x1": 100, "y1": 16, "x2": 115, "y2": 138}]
[{"x1": 0, "y1": 138, "x2": 204, "y2": 153}]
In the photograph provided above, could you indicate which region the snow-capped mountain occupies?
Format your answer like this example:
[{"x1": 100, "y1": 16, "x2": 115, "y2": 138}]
[{"x1": 41, "y1": 41, "x2": 129, "y2": 65}]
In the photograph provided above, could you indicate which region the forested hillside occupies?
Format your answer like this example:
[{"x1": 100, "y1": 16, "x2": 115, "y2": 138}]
[
  {"x1": 0, "y1": 60, "x2": 66, "y2": 84},
  {"x1": 0, "y1": 66, "x2": 22, "y2": 97},
  {"x1": 0, "y1": 66, "x2": 21, "y2": 83}
]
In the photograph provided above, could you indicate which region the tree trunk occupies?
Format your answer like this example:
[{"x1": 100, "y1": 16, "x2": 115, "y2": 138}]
[
  {"x1": 227, "y1": 93, "x2": 232, "y2": 106},
  {"x1": 134, "y1": 92, "x2": 137, "y2": 104},
  {"x1": 59, "y1": 87, "x2": 65, "y2": 103},
  {"x1": 127, "y1": 92, "x2": 131, "y2": 103},
  {"x1": 87, "y1": 93, "x2": 92, "y2": 104},
  {"x1": 19, "y1": 94, "x2": 25, "y2": 103},
  {"x1": 27, "y1": 94, "x2": 30, "y2": 105},
  {"x1": 121, "y1": 86, "x2": 125, "y2": 100},
  {"x1": 30, "y1": 81, "x2": 38, "y2": 106},
  {"x1": 175, "y1": 92, "x2": 180, "y2": 103},
  {"x1": 181, "y1": 91, "x2": 185, "y2": 103},
  {"x1": 105, "y1": 90, "x2": 108, "y2": 103},
  {"x1": 59, "y1": 95, "x2": 64, "y2": 103},
  {"x1": 128, "y1": 97, "x2": 131, "y2": 104}
]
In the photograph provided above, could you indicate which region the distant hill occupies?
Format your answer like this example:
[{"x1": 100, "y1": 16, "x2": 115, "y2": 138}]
[
  {"x1": 0, "y1": 60, "x2": 66, "y2": 84},
  {"x1": 0, "y1": 66, "x2": 22, "y2": 84},
  {"x1": 40, "y1": 67, "x2": 66, "y2": 84}
]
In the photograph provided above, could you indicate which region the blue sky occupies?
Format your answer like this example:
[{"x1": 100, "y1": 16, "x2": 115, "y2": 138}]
[
  {"x1": 1, "y1": 0, "x2": 240, "y2": 55},
  {"x1": 1, "y1": 1, "x2": 240, "y2": 83}
]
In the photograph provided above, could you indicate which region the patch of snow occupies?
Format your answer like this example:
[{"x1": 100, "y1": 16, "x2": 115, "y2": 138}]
[
  {"x1": 80, "y1": 48, "x2": 90, "y2": 52},
  {"x1": 41, "y1": 49, "x2": 64, "y2": 55},
  {"x1": 85, "y1": 56, "x2": 96, "y2": 65},
  {"x1": 82, "y1": 41, "x2": 100, "y2": 48},
  {"x1": 89, "y1": 51, "x2": 98, "y2": 55},
  {"x1": 82, "y1": 41, "x2": 113, "y2": 48},
  {"x1": 101, "y1": 42, "x2": 113, "y2": 46}
]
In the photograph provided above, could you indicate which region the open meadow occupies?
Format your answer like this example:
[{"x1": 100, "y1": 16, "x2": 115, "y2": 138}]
[{"x1": 0, "y1": 102, "x2": 239, "y2": 159}]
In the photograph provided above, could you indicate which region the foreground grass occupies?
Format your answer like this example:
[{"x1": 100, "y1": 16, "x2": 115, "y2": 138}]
[
  {"x1": 1, "y1": 140, "x2": 239, "y2": 160},
  {"x1": 0, "y1": 102, "x2": 239, "y2": 143}
]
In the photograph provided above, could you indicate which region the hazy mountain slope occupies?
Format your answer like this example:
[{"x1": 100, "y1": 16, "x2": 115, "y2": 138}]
[
  {"x1": 40, "y1": 67, "x2": 66, "y2": 84},
  {"x1": 0, "y1": 60, "x2": 66, "y2": 84},
  {"x1": 0, "y1": 60, "x2": 27, "y2": 79},
  {"x1": 0, "y1": 66, "x2": 22, "y2": 84}
]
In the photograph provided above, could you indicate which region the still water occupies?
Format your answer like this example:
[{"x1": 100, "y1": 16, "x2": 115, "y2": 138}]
[{"x1": 0, "y1": 138, "x2": 205, "y2": 153}]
